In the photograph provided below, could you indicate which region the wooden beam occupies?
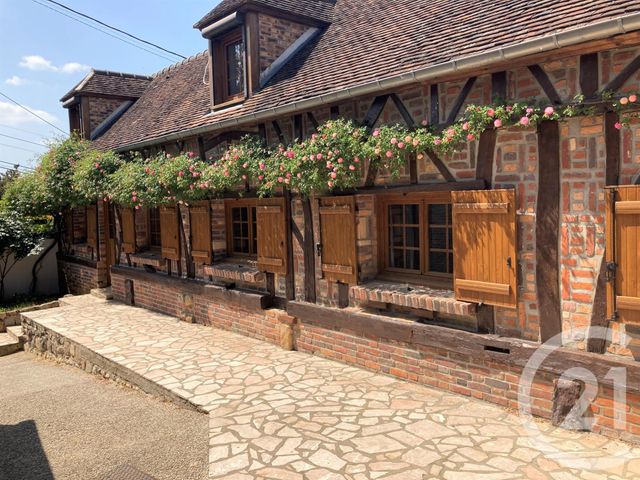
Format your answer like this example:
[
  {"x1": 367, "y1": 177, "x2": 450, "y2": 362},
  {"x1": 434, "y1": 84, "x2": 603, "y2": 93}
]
[
  {"x1": 430, "y1": 84, "x2": 440, "y2": 125},
  {"x1": 602, "y1": 54, "x2": 640, "y2": 93},
  {"x1": 390, "y1": 94, "x2": 415, "y2": 128},
  {"x1": 362, "y1": 95, "x2": 389, "y2": 128},
  {"x1": 272, "y1": 120, "x2": 285, "y2": 144},
  {"x1": 476, "y1": 128, "x2": 497, "y2": 186},
  {"x1": 491, "y1": 71, "x2": 507, "y2": 101},
  {"x1": 528, "y1": 65, "x2": 562, "y2": 105},
  {"x1": 258, "y1": 123, "x2": 267, "y2": 142},
  {"x1": 197, "y1": 136, "x2": 207, "y2": 161},
  {"x1": 293, "y1": 114, "x2": 303, "y2": 140},
  {"x1": 302, "y1": 198, "x2": 316, "y2": 303},
  {"x1": 306, "y1": 112, "x2": 319, "y2": 131},
  {"x1": 536, "y1": 120, "x2": 562, "y2": 343},
  {"x1": 331, "y1": 179, "x2": 486, "y2": 196},
  {"x1": 579, "y1": 53, "x2": 599, "y2": 99},
  {"x1": 330, "y1": 106, "x2": 340, "y2": 120},
  {"x1": 425, "y1": 149, "x2": 456, "y2": 183},
  {"x1": 283, "y1": 189, "x2": 295, "y2": 301},
  {"x1": 587, "y1": 111, "x2": 621, "y2": 353},
  {"x1": 445, "y1": 77, "x2": 477, "y2": 125}
]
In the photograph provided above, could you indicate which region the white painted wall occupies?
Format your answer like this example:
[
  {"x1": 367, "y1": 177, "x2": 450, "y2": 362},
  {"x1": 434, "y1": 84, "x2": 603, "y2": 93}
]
[{"x1": 2, "y1": 239, "x2": 59, "y2": 302}]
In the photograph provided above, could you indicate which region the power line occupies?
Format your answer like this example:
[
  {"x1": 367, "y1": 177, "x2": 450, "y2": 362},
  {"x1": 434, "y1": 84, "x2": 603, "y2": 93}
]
[
  {"x1": 0, "y1": 133, "x2": 47, "y2": 148},
  {"x1": 41, "y1": 0, "x2": 187, "y2": 59},
  {"x1": 0, "y1": 90, "x2": 67, "y2": 135},
  {"x1": 0, "y1": 142, "x2": 42, "y2": 154},
  {"x1": 0, "y1": 123, "x2": 51, "y2": 137},
  {"x1": 32, "y1": 0, "x2": 185, "y2": 62},
  {"x1": 0, "y1": 159, "x2": 34, "y2": 171}
]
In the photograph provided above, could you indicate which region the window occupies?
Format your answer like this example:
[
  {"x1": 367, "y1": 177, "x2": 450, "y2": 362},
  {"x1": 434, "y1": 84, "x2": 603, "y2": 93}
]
[
  {"x1": 211, "y1": 28, "x2": 246, "y2": 106},
  {"x1": 72, "y1": 207, "x2": 87, "y2": 244},
  {"x1": 226, "y1": 200, "x2": 257, "y2": 257},
  {"x1": 379, "y1": 192, "x2": 453, "y2": 283},
  {"x1": 149, "y1": 208, "x2": 161, "y2": 250}
]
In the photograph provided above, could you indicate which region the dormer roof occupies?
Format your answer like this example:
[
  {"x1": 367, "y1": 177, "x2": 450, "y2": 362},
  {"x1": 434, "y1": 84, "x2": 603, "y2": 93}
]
[
  {"x1": 194, "y1": 0, "x2": 335, "y2": 30},
  {"x1": 60, "y1": 69, "x2": 153, "y2": 104}
]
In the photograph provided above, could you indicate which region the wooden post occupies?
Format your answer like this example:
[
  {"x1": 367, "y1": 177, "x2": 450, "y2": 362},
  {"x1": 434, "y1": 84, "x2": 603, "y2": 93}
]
[
  {"x1": 587, "y1": 112, "x2": 621, "y2": 353},
  {"x1": 537, "y1": 120, "x2": 562, "y2": 342},
  {"x1": 283, "y1": 189, "x2": 295, "y2": 301},
  {"x1": 302, "y1": 197, "x2": 317, "y2": 303}
]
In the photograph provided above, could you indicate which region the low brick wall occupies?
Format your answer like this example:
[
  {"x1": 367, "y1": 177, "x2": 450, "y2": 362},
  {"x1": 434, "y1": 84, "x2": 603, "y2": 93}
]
[
  {"x1": 58, "y1": 257, "x2": 99, "y2": 295},
  {"x1": 111, "y1": 267, "x2": 291, "y2": 348},
  {"x1": 290, "y1": 301, "x2": 640, "y2": 444}
]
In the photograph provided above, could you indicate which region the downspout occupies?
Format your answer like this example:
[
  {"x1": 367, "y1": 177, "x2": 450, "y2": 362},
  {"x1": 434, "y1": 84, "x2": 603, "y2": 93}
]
[{"x1": 114, "y1": 13, "x2": 640, "y2": 153}]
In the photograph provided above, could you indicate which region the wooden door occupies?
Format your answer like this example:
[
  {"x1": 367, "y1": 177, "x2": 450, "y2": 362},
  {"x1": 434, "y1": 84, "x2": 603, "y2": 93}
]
[
  {"x1": 160, "y1": 205, "x2": 181, "y2": 261},
  {"x1": 319, "y1": 196, "x2": 358, "y2": 285},
  {"x1": 607, "y1": 186, "x2": 640, "y2": 325},
  {"x1": 257, "y1": 197, "x2": 289, "y2": 275},
  {"x1": 452, "y1": 189, "x2": 517, "y2": 308}
]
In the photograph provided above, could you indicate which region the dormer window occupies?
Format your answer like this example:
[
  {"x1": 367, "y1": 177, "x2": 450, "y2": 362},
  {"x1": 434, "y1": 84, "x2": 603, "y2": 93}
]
[{"x1": 211, "y1": 27, "x2": 246, "y2": 108}]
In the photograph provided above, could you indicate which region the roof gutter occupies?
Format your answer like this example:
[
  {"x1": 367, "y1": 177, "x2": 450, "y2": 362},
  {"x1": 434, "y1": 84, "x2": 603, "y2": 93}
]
[{"x1": 115, "y1": 12, "x2": 640, "y2": 152}]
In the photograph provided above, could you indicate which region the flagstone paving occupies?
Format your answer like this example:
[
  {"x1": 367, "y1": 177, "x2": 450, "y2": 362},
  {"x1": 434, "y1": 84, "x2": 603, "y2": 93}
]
[{"x1": 23, "y1": 296, "x2": 640, "y2": 479}]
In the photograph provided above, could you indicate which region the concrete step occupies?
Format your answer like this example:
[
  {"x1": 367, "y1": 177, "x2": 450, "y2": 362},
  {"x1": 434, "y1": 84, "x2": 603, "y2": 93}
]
[
  {"x1": 91, "y1": 287, "x2": 114, "y2": 301},
  {"x1": 6, "y1": 325, "x2": 26, "y2": 345},
  {"x1": 0, "y1": 333, "x2": 21, "y2": 357}
]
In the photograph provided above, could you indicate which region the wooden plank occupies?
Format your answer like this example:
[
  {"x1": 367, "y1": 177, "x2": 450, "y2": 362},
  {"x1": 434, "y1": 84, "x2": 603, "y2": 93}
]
[
  {"x1": 256, "y1": 197, "x2": 289, "y2": 276},
  {"x1": 615, "y1": 201, "x2": 640, "y2": 214},
  {"x1": 430, "y1": 84, "x2": 439, "y2": 125},
  {"x1": 425, "y1": 149, "x2": 456, "y2": 183},
  {"x1": 190, "y1": 201, "x2": 211, "y2": 264},
  {"x1": 272, "y1": 120, "x2": 285, "y2": 144},
  {"x1": 605, "y1": 112, "x2": 621, "y2": 186},
  {"x1": 333, "y1": 180, "x2": 485, "y2": 196},
  {"x1": 283, "y1": 189, "x2": 295, "y2": 301},
  {"x1": 456, "y1": 279, "x2": 511, "y2": 297},
  {"x1": 453, "y1": 202, "x2": 509, "y2": 214},
  {"x1": 121, "y1": 208, "x2": 136, "y2": 254},
  {"x1": 579, "y1": 53, "x2": 599, "y2": 98},
  {"x1": 491, "y1": 71, "x2": 507, "y2": 101},
  {"x1": 453, "y1": 189, "x2": 517, "y2": 309},
  {"x1": 617, "y1": 296, "x2": 640, "y2": 312},
  {"x1": 446, "y1": 77, "x2": 477, "y2": 125},
  {"x1": 536, "y1": 120, "x2": 562, "y2": 342},
  {"x1": 476, "y1": 129, "x2": 497, "y2": 185},
  {"x1": 160, "y1": 205, "x2": 180, "y2": 261},
  {"x1": 86, "y1": 204, "x2": 98, "y2": 251},
  {"x1": 319, "y1": 196, "x2": 358, "y2": 285},
  {"x1": 603, "y1": 54, "x2": 640, "y2": 93},
  {"x1": 528, "y1": 65, "x2": 562, "y2": 104},
  {"x1": 613, "y1": 186, "x2": 640, "y2": 325}
]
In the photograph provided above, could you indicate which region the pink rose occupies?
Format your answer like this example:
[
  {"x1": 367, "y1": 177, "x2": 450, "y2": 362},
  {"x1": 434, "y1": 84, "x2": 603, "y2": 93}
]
[
  {"x1": 421, "y1": 119, "x2": 428, "y2": 126},
  {"x1": 398, "y1": 142, "x2": 405, "y2": 149},
  {"x1": 434, "y1": 138, "x2": 442, "y2": 146},
  {"x1": 544, "y1": 106, "x2": 555, "y2": 116},
  {"x1": 338, "y1": 158, "x2": 344, "y2": 164},
  {"x1": 526, "y1": 107, "x2": 534, "y2": 114},
  {"x1": 349, "y1": 165, "x2": 356, "y2": 171},
  {"x1": 494, "y1": 119, "x2": 502, "y2": 128},
  {"x1": 390, "y1": 138, "x2": 398, "y2": 145},
  {"x1": 630, "y1": 94, "x2": 638, "y2": 103},
  {"x1": 372, "y1": 130, "x2": 380, "y2": 137},
  {"x1": 330, "y1": 172, "x2": 337, "y2": 179},
  {"x1": 412, "y1": 139, "x2": 419, "y2": 147},
  {"x1": 405, "y1": 136, "x2": 412, "y2": 143},
  {"x1": 615, "y1": 122, "x2": 622, "y2": 130},
  {"x1": 243, "y1": 162, "x2": 248, "y2": 168},
  {"x1": 467, "y1": 134, "x2": 475, "y2": 141},
  {"x1": 286, "y1": 151, "x2": 295, "y2": 159},
  {"x1": 278, "y1": 177, "x2": 284, "y2": 183},
  {"x1": 386, "y1": 151, "x2": 394, "y2": 158},
  {"x1": 487, "y1": 108, "x2": 495, "y2": 117},
  {"x1": 258, "y1": 175, "x2": 264, "y2": 180},
  {"x1": 620, "y1": 97, "x2": 629, "y2": 105},
  {"x1": 327, "y1": 181, "x2": 333, "y2": 187},
  {"x1": 520, "y1": 117, "x2": 530, "y2": 126},
  {"x1": 462, "y1": 122, "x2": 469, "y2": 131},
  {"x1": 354, "y1": 157, "x2": 360, "y2": 163},
  {"x1": 317, "y1": 153, "x2": 323, "y2": 160},
  {"x1": 297, "y1": 173, "x2": 302, "y2": 178},
  {"x1": 178, "y1": 171, "x2": 184, "y2": 177},
  {"x1": 259, "y1": 162, "x2": 266, "y2": 171},
  {"x1": 132, "y1": 196, "x2": 138, "y2": 202},
  {"x1": 242, "y1": 175, "x2": 247, "y2": 180}
]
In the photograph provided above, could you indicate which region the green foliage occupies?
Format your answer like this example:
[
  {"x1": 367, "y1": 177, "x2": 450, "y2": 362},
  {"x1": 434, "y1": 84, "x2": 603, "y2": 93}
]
[
  {"x1": 72, "y1": 149, "x2": 122, "y2": 204},
  {"x1": 0, "y1": 168, "x2": 20, "y2": 199},
  {"x1": 0, "y1": 171, "x2": 50, "y2": 217}
]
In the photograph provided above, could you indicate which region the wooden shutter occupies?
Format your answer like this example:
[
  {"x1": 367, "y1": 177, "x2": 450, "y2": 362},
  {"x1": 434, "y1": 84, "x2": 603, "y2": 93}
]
[
  {"x1": 319, "y1": 196, "x2": 358, "y2": 284},
  {"x1": 452, "y1": 189, "x2": 517, "y2": 308},
  {"x1": 86, "y1": 204, "x2": 98, "y2": 250},
  {"x1": 190, "y1": 201, "x2": 212, "y2": 264},
  {"x1": 607, "y1": 186, "x2": 640, "y2": 325},
  {"x1": 121, "y1": 207, "x2": 136, "y2": 254},
  {"x1": 257, "y1": 197, "x2": 289, "y2": 275},
  {"x1": 160, "y1": 205, "x2": 180, "y2": 261}
]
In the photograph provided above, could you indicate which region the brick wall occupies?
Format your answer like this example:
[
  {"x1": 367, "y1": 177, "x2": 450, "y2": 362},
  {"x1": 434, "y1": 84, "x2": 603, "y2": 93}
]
[
  {"x1": 59, "y1": 259, "x2": 98, "y2": 295},
  {"x1": 111, "y1": 270, "x2": 283, "y2": 346},
  {"x1": 87, "y1": 96, "x2": 126, "y2": 133},
  {"x1": 295, "y1": 317, "x2": 640, "y2": 443},
  {"x1": 258, "y1": 14, "x2": 308, "y2": 74}
]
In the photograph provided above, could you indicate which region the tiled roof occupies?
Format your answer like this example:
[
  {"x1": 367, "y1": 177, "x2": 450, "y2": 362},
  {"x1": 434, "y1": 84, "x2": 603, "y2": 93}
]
[
  {"x1": 194, "y1": 0, "x2": 335, "y2": 29},
  {"x1": 61, "y1": 69, "x2": 153, "y2": 102},
  {"x1": 94, "y1": 0, "x2": 640, "y2": 151}
]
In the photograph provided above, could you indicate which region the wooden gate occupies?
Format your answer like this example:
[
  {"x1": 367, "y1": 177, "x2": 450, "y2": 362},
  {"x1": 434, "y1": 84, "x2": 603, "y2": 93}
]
[
  {"x1": 319, "y1": 196, "x2": 358, "y2": 285},
  {"x1": 606, "y1": 186, "x2": 640, "y2": 325},
  {"x1": 257, "y1": 197, "x2": 289, "y2": 275},
  {"x1": 452, "y1": 189, "x2": 517, "y2": 308}
]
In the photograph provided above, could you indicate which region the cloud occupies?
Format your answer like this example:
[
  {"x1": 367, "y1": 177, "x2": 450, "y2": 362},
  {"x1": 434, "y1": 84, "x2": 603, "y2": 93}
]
[
  {"x1": 19, "y1": 55, "x2": 90, "y2": 74},
  {"x1": 0, "y1": 101, "x2": 58, "y2": 127},
  {"x1": 5, "y1": 76, "x2": 28, "y2": 86}
]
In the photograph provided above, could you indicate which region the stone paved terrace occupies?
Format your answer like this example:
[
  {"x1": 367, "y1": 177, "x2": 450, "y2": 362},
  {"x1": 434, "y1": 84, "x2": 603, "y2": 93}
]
[{"x1": 22, "y1": 296, "x2": 640, "y2": 479}]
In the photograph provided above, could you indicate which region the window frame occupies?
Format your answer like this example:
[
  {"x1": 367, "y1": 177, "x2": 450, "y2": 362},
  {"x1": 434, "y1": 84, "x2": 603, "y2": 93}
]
[
  {"x1": 211, "y1": 27, "x2": 246, "y2": 108},
  {"x1": 147, "y1": 207, "x2": 162, "y2": 252},
  {"x1": 225, "y1": 198, "x2": 258, "y2": 259},
  {"x1": 377, "y1": 191, "x2": 454, "y2": 287},
  {"x1": 72, "y1": 207, "x2": 88, "y2": 245}
]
